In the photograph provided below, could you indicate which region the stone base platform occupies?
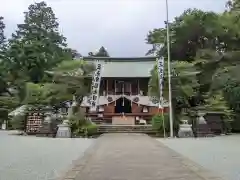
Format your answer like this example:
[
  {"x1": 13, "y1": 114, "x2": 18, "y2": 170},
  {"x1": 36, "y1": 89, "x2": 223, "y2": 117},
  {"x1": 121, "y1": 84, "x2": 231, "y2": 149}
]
[{"x1": 60, "y1": 133, "x2": 225, "y2": 180}]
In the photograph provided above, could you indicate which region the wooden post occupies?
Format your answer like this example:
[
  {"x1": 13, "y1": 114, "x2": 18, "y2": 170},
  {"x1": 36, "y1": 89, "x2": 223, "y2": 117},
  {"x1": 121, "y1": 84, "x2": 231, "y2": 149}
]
[
  {"x1": 114, "y1": 80, "x2": 116, "y2": 106},
  {"x1": 137, "y1": 79, "x2": 140, "y2": 106},
  {"x1": 122, "y1": 82, "x2": 124, "y2": 106}
]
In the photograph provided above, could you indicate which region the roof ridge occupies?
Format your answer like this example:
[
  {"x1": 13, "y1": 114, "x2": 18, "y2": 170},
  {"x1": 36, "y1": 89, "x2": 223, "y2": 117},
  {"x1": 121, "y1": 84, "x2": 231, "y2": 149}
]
[{"x1": 83, "y1": 56, "x2": 157, "y2": 62}]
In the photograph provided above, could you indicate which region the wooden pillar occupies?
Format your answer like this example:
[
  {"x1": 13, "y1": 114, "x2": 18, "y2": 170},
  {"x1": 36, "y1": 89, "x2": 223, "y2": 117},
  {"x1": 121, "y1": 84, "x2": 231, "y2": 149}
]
[
  {"x1": 106, "y1": 79, "x2": 109, "y2": 106},
  {"x1": 106, "y1": 79, "x2": 108, "y2": 95},
  {"x1": 137, "y1": 79, "x2": 140, "y2": 95},
  {"x1": 130, "y1": 82, "x2": 132, "y2": 106}
]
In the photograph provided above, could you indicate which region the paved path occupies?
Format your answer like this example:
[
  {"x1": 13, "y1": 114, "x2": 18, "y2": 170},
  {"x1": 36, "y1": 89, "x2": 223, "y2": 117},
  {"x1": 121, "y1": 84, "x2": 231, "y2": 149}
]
[
  {"x1": 158, "y1": 135, "x2": 240, "y2": 180},
  {"x1": 61, "y1": 134, "x2": 225, "y2": 180},
  {"x1": 0, "y1": 131, "x2": 94, "y2": 180}
]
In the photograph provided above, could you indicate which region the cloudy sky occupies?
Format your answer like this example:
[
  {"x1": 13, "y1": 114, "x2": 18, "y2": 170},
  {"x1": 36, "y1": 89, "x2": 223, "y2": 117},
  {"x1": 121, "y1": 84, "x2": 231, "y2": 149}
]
[{"x1": 1, "y1": 0, "x2": 226, "y2": 57}]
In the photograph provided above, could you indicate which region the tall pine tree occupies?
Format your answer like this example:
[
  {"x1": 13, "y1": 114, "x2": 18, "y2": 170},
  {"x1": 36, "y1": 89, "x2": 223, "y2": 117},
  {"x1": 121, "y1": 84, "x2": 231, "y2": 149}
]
[
  {"x1": 6, "y1": 1, "x2": 68, "y2": 83},
  {"x1": 0, "y1": 16, "x2": 8, "y2": 95},
  {"x1": 0, "y1": 16, "x2": 5, "y2": 48},
  {"x1": 0, "y1": 16, "x2": 6, "y2": 61},
  {"x1": 96, "y1": 46, "x2": 109, "y2": 57},
  {"x1": 88, "y1": 46, "x2": 110, "y2": 57}
]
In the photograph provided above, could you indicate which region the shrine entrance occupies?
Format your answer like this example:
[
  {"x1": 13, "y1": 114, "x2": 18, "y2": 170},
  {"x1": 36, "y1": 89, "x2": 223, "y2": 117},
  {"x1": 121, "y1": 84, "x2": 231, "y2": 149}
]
[{"x1": 115, "y1": 97, "x2": 132, "y2": 113}]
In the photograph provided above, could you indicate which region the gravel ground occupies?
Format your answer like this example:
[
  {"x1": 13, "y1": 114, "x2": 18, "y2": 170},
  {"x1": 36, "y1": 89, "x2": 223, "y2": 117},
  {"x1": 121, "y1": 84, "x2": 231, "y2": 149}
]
[
  {"x1": 0, "y1": 131, "x2": 94, "y2": 180},
  {"x1": 158, "y1": 135, "x2": 240, "y2": 180}
]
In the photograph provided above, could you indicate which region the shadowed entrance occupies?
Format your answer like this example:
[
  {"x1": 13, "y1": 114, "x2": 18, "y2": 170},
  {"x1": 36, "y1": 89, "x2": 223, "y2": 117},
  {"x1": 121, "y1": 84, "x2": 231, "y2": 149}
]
[{"x1": 115, "y1": 97, "x2": 132, "y2": 113}]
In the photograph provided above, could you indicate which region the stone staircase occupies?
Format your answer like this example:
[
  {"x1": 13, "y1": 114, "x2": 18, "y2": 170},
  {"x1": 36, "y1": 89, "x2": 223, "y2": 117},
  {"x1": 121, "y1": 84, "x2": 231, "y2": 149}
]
[{"x1": 97, "y1": 124, "x2": 155, "y2": 134}]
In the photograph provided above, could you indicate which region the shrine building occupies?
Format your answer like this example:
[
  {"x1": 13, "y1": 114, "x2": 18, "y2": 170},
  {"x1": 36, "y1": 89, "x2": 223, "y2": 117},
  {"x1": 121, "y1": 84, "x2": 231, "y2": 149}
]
[{"x1": 80, "y1": 56, "x2": 169, "y2": 125}]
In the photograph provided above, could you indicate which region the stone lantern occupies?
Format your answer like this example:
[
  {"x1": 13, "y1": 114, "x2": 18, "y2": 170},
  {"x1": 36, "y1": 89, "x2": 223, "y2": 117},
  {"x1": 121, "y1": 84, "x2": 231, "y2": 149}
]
[{"x1": 56, "y1": 99, "x2": 77, "y2": 138}]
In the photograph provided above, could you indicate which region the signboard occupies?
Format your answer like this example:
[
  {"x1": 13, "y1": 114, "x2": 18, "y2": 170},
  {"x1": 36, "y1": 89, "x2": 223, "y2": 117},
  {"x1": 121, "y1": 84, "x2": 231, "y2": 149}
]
[
  {"x1": 90, "y1": 61, "x2": 103, "y2": 112},
  {"x1": 157, "y1": 57, "x2": 164, "y2": 105}
]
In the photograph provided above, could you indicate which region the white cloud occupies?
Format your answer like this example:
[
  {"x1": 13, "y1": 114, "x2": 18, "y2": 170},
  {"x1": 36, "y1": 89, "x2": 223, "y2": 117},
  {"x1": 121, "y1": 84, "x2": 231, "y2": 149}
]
[{"x1": 0, "y1": 0, "x2": 227, "y2": 56}]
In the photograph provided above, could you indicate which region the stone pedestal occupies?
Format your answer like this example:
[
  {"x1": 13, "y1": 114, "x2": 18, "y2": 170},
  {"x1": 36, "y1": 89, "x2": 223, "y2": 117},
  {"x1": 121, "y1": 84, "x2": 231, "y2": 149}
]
[
  {"x1": 56, "y1": 120, "x2": 71, "y2": 138},
  {"x1": 178, "y1": 120, "x2": 193, "y2": 138}
]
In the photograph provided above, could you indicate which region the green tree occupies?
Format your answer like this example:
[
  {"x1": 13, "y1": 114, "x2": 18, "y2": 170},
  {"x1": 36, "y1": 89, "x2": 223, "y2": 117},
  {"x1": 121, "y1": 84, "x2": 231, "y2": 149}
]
[
  {"x1": 146, "y1": 9, "x2": 221, "y2": 61},
  {"x1": 69, "y1": 48, "x2": 82, "y2": 59},
  {"x1": 96, "y1": 46, "x2": 109, "y2": 57},
  {"x1": 193, "y1": 5, "x2": 240, "y2": 114},
  {"x1": 226, "y1": 0, "x2": 240, "y2": 11},
  {"x1": 0, "y1": 17, "x2": 19, "y2": 124},
  {"x1": 0, "y1": 16, "x2": 5, "y2": 49},
  {"x1": 49, "y1": 60, "x2": 95, "y2": 105},
  {"x1": 0, "y1": 96, "x2": 20, "y2": 116},
  {"x1": 146, "y1": 5, "x2": 240, "y2": 115},
  {"x1": 148, "y1": 61, "x2": 199, "y2": 122},
  {"x1": 146, "y1": 1, "x2": 240, "y2": 133},
  {"x1": 22, "y1": 82, "x2": 51, "y2": 106},
  {"x1": 6, "y1": 1, "x2": 68, "y2": 84},
  {"x1": 0, "y1": 16, "x2": 8, "y2": 95},
  {"x1": 23, "y1": 60, "x2": 95, "y2": 107}
]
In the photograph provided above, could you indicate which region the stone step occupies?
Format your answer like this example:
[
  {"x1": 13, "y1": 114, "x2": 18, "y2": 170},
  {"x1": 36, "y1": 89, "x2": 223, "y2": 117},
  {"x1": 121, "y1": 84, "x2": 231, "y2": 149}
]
[
  {"x1": 97, "y1": 125, "x2": 154, "y2": 133},
  {"x1": 99, "y1": 130, "x2": 154, "y2": 133}
]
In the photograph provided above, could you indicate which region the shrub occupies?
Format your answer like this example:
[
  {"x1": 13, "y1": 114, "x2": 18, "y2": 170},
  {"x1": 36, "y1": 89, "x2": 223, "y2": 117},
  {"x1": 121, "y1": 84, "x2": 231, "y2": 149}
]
[
  {"x1": 10, "y1": 114, "x2": 26, "y2": 131},
  {"x1": 68, "y1": 110, "x2": 98, "y2": 137},
  {"x1": 68, "y1": 111, "x2": 86, "y2": 133},
  {"x1": 152, "y1": 114, "x2": 163, "y2": 131},
  {"x1": 86, "y1": 123, "x2": 98, "y2": 136},
  {"x1": 151, "y1": 113, "x2": 169, "y2": 135}
]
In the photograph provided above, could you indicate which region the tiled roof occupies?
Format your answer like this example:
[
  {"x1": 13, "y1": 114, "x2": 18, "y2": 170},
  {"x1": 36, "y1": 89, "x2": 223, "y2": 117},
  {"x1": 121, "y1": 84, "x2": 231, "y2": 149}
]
[
  {"x1": 98, "y1": 61, "x2": 155, "y2": 77},
  {"x1": 83, "y1": 56, "x2": 156, "y2": 77}
]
